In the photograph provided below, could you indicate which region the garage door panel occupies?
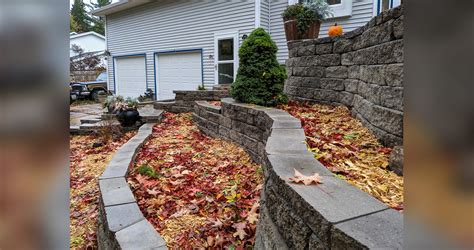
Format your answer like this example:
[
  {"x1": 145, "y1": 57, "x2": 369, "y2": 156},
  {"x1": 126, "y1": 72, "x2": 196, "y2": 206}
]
[
  {"x1": 115, "y1": 56, "x2": 146, "y2": 98},
  {"x1": 156, "y1": 52, "x2": 202, "y2": 100}
]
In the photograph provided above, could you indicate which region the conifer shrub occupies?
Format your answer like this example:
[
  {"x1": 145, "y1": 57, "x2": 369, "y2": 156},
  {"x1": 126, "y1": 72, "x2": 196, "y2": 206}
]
[{"x1": 230, "y1": 28, "x2": 288, "y2": 106}]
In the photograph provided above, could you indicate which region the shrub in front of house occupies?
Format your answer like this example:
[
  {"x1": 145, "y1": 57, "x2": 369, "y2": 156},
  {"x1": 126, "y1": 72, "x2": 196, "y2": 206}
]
[{"x1": 230, "y1": 28, "x2": 288, "y2": 107}]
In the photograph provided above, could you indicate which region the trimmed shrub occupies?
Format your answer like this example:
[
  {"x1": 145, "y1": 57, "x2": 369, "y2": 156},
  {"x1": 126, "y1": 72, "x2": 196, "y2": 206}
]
[{"x1": 230, "y1": 28, "x2": 288, "y2": 106}]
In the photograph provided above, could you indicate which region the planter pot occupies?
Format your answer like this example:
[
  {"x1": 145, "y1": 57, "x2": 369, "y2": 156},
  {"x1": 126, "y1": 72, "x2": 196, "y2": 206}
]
[
  {"x1": 117, "y1": 109, "x2": 140, "y2": 127},
  {"x1": 284, "y1": 18, "x2": 298, "y2": 41},
  {"x1": 284, "y1": 18, "x2": 321, "y2": 41}
]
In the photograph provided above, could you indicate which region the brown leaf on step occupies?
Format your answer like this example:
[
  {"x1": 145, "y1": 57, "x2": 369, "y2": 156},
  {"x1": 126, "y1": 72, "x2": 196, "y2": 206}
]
[{"x1": 289, "y1": 169, "x2": 323, "y2": 185}]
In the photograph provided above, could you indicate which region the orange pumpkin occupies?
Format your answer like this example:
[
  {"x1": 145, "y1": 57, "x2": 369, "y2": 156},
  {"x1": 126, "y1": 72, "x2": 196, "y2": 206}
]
[{"x1": 328, "y1": 23, "x2": 343, "y2": 37}]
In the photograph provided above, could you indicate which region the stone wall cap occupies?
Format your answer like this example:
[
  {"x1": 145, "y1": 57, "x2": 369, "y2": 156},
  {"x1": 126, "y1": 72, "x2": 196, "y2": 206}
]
[
  {"x1": 331, "y1": 208, "x2": 403, "y2": 249},
  {"x1": 104, "y1": 203, "x2": 144, "y2": 233},
  {"x1": 99, "y1": 177, "x2": 136, "y2": 207},
  {"x1": 116, "y1": 219, "x2": 167, "y2": 249}
]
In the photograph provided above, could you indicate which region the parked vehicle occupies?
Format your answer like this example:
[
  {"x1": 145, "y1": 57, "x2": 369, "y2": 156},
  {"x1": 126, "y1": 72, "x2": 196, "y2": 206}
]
[{"x1": 70, "y1": 71, "x2": 108, "y2": 100}]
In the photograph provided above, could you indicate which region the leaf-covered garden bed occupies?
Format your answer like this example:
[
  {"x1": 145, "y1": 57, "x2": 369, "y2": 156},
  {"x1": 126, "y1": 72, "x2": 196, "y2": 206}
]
[
  {"x1": 279, "y1": 101, "x2": 403, "y2": 210},
  {"x1": 70, "y1": 132, "x2": 136, "y2": 249},
  {"x1": 128, "y1": 113, "x2": 263, "y2": 248}
]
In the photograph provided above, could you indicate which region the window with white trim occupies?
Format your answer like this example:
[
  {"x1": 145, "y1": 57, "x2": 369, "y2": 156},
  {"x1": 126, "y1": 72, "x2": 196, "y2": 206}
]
[
  {"x1": 292, "y1": 0, "x2": 352, "y2": 18},
  {"x1": 374, "y1": 0, "x2": 401, "y2": 15}
]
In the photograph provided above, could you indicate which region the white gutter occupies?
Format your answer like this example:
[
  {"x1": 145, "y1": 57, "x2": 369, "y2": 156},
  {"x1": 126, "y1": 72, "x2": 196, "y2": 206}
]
[{"x1": 91, "y1": 0, "x2": 152, "y2": 16}]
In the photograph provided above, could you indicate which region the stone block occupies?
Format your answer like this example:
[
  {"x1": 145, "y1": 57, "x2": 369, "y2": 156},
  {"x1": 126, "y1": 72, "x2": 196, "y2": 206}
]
[
  {"x1": 292, "y1": 67, "x2": 325, "y2": 77},
  {"x1": 370, "y1": 105, "x2": 403, "y2": 136},
  {"x1": 265, "y1": 189, "x2": 312, "y2": 249},
  {"x1": 380, "y1": 86, "x2": 403, "y2": 111},
  {"x1": 333, "y1": 38, "x2": 353, "y2": 53},
  {"x1": 347, "y1": 65, "x2": 360, "y2": 79},
  {"x1": 297, "y1": 44, "x2": 315, "y2": 57},
  {"x1": 99, "y1": 178, "x2": 135, "y2": 207},
  {"x1": 115, "y1": 219, "x2": 167, "y2": 249},
  {"x1": 357, "y1": 81, "x2": 381, "y2": 104},
  {"x1": 320, "y1": 78, "x2": 345, "y2": 91},
  {"x1": 339, "y1": 91, "x2": 355, "y2": 107},
  {"x1": 271, "y1": 117, "x2": 302, "y2": 129},
  {"x1": 314, "y1": 89, "x2": 340, "y2": 103},
  {"x1": 104, "y1": 203, "x2": 144, "y2": 233},
  {"x1": 331, "y1": 209, "x2": 403, "y2": 249},
  {"x1": 267, "y1": 171, "x2": 388, "y2": 243},
  {"x1": 100, "y1": 156, "x2": 132, "y2": 179},
  {"x1": 325, "y1": 66, "x2": 348, "y2": 78},
  {"x1": 344, "y1": 79, "x2": 359, "y2": 93},
  {"x1": 341, "y1": 40, "x2": 403, "y2": 65},
  {"x1": 393, "y1": 16, "x2": 404, "y2": 39},
  {"x1": 311, "y1": 54, "x2": 341, "y2": 66},
  {"x1": 382, "y1": 5, "x2": 403, "y2": 23},
  {"x1": 308, "y1": 234, "x2": 329, "y2": 250},
  {"x1": 385, "y1": 63, "x2": 404, "y2": 87},
  {"x1": 265, "y1": 135, "x2": 308, "y2": 155},
  {"x1": 352, "y1": 20, "x2": 394, "y2": 51},
  {"x1": 218, "y1": 126, "x2": 231, "y2": 139},
  {"x1": 355, "y1": 113, "x2": 403, "y2": 147},
  {"x1": 267, "y1": 153, "x2": 333, "y2": 177},
  {"x1": 315, "y1": 43, "x2": 333, "y2": 55},
  {"x1": 218, "y1": 116, "x2": 232, "y2": 129},
  {"x1": 389, "y1": 146, "x2": 403, "y2": 175},
  {"x1": 255, "y1": 204, "x2": 290, "y2": 250}
]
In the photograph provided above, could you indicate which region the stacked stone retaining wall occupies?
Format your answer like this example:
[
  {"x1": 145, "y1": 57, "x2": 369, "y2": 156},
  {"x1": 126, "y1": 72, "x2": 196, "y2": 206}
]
[
  {"x1": 285, "y1": 5, "x2": 404, "y2": 147},
  {"x1": 193, "y1": 98, "x2": 403, "y2": 249}
]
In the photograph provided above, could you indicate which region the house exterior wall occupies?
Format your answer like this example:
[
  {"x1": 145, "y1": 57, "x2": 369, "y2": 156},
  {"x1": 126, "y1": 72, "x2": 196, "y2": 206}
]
[
  {"x1": 105, "y1": 0, "x2": 255, "y2": 92},
  {"x1": 70, "y1": 34, "x2": 106, "y2": 57},
  {"x1": 269, "y1": 0, "x2": 375, "y2": 64}
]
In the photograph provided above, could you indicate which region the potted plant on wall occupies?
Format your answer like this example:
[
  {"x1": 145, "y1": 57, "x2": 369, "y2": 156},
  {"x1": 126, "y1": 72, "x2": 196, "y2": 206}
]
[
  {"x1": 104, "y1": 95, "x2": 140, "y2": 127},
  {"x1": 282, "y1": 0, "x2": 332, "y2": 41}
]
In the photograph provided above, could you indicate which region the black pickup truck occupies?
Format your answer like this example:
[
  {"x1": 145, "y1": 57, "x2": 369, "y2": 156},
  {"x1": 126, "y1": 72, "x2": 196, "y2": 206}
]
[{"x1": 70, "y1": 71, "x2": 108, "y2": 100}]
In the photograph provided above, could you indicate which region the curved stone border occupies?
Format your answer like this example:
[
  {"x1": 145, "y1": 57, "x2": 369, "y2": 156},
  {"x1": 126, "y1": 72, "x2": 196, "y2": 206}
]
[
  {"x1": 193, "y1": 98, "x2": 402, "y2": 249},
  {"x1": 97, "y1": 123, "x2": 167, "y2": 250}
]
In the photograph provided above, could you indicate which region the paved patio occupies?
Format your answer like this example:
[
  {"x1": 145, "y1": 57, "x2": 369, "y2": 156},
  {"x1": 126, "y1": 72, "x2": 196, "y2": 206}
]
[{"x1": 70, "y1": 103, "x2": 104, "y2": 127}]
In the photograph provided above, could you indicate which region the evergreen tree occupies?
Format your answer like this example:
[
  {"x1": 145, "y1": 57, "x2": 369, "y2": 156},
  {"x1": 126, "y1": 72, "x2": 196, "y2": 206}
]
[
  {"x1": 230, "y1": 28, "x2": 288, "y2": 106},
  {"x1": 91, "y1": 0, "x2": 111, "y2": 35},
  {"x1": 70, "y1": 14, "x2": 79, "y2": 33},
  {"x1": 71, "y1": 0, "x2": 91, "y2": 33}
]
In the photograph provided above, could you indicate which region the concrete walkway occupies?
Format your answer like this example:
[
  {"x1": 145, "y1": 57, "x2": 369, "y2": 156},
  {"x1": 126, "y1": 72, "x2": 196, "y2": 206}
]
[{"x1": 70, "y1": 103, "x2": 104, "y2": 127}]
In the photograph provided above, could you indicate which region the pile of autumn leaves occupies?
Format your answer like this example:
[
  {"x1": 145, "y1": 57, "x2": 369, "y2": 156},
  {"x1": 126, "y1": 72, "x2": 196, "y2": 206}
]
[
  {"x1": 70, "y1": 132, "x2": 136, "y2": 249},
  {"x1": 279, "y1": 101, "x2": 403, "y2": 210},
  {"x1": 128, "y1": 113, "x2": 263, "y2": 248}
]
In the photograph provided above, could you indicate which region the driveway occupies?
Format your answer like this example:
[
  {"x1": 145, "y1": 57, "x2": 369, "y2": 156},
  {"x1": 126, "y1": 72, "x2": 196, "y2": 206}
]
[{"x1": 70, "y1": 103, "x2": 104, "y2": 127}]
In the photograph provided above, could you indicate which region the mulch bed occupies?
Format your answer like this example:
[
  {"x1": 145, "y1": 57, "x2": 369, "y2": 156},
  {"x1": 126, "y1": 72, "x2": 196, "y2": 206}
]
[
  {"x1": 128, "y1": 113, "x2": 263, "y2": 248},
  {"x1": 70, "y1": 132, "x2": 136, "y2": 249},
  {"x1": 279, "y1": 101, "x2": 403, "y2": 210}
]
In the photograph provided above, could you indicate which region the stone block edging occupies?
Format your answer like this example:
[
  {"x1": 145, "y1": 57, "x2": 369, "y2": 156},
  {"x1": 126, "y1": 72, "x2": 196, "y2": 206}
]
[
  {"x1": 97, "y1": 123, "x2": 167, "y2": 250},
  {"x1": 154, "y1": 89, "x2": 230, "y2": 113},
  {"x1": 193, "y1": 98, "x2": 403, "y2": 249}
]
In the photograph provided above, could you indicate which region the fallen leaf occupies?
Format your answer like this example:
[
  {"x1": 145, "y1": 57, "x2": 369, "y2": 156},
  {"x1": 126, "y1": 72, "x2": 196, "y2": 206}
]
[{"x1": 289, "y1": 169, "x2": 323, "y2": 186}]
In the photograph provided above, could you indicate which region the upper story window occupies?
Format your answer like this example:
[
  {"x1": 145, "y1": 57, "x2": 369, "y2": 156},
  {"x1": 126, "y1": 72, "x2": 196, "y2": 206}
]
[
  {"x1": 374, "y1": 0, "x2": 402, "y2": 15},
  {"x1": 290, "y1": 0, "x2": 352, "y2": 18}
]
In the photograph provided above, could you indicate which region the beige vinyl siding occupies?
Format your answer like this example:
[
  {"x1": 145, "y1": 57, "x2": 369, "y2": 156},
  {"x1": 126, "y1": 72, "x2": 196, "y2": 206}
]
[
  {"x1": 269, "y1": 0, "x2": 375, "y2": 64},
  {"x1": 106, "y1": 0, "x2": 255, "y2": 92}
]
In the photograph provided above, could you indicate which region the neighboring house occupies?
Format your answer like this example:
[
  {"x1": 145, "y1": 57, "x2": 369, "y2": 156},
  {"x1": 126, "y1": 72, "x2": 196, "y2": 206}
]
[
  {"x1": 92, "y1": 0, "x2": 401, "y2": 100},
  {"x1": 70, "y1": 31, "x2": 106, "y2": 57}
]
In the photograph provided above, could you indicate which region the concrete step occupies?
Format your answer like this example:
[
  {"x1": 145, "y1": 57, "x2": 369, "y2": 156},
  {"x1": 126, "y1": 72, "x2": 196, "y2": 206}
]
[
  {"x1": 153, "y1": 101, "x2": 175, "y2": 110},
  {"x1": 138, "y1": 105, "x2": 164, "y2": 123},
  {"x1": 80, "y1": 117, "x2": 102, "y2": 124}
]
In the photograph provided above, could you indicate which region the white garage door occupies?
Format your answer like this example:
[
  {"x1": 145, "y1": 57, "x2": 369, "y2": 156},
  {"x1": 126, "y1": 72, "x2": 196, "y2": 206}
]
[
  {"x1": 156, "y1": 52, "x2": 202, "y2": 100},
  {"x1": 115, "y1": 56, "x2": 146, "y2": 98}
]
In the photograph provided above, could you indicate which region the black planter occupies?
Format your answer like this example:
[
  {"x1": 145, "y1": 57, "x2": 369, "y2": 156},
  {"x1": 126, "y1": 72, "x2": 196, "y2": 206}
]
[{"x1": 117, "y1": 109, "x2": 140, "y2": 127}]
